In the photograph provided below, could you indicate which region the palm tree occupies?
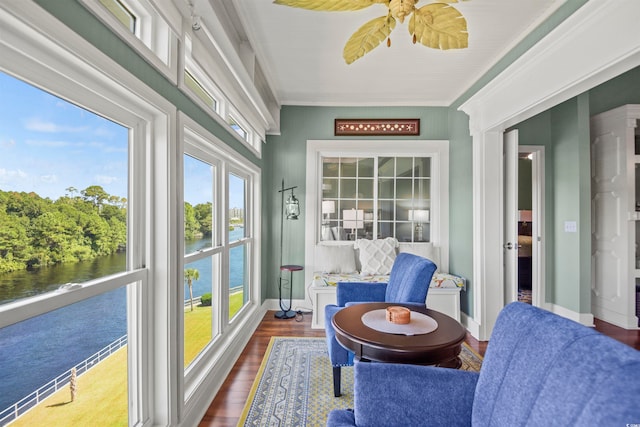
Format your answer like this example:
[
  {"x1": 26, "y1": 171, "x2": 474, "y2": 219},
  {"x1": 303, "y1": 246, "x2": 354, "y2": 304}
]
[{"x1": 184, "y1": 268, "x2": 200, "y2": 312}]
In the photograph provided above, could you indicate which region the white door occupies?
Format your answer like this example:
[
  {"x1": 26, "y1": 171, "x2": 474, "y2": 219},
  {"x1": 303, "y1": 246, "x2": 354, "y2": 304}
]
[
  {"x1": 503, "y1": 130, "x2": 519, "y2": 304},
  {"x1": 591, "y1": 106, "x2": 639, "y2": 329}
]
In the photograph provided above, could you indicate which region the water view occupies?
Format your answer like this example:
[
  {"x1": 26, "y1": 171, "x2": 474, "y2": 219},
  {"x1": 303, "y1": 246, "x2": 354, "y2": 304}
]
[{"x1": 0, "y1": 230, "x2": 242, "y2": 412}]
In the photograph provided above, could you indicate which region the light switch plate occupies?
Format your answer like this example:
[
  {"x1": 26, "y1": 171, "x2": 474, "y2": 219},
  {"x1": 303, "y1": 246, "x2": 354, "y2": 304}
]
[{"x1": 564, "y1": 221, "x2": 577, "y2": 233}]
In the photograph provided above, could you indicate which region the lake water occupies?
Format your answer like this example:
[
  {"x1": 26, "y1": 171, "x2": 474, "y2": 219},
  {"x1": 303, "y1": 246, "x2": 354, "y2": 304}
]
[{"x1": 0, "y1": 229, "x2": 243, "y2": 411}]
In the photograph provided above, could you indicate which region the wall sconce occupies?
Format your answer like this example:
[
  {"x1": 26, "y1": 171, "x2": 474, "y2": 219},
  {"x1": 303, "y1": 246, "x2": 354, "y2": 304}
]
[{"x1": 408, "y1": 209, "x2": 429, "y2": 242}]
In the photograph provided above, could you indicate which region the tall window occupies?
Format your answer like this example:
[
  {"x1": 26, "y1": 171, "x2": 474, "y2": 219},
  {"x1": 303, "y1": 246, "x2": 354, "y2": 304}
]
[
  {"x1": 321, "y1": 156, "x2": 432, "y2": 242},
  {"x1": 183, "y1": 154, "x2": 217, "y2": 367},
  {"x1": 0, "y1": 72, "x2": 131, "y2": 425},
  {"x1": 228, "y1": 172, "x2": 249, "y2": 319},
  {"x1": 182, "y1": 120, "x2": 258, "y2": 381}
]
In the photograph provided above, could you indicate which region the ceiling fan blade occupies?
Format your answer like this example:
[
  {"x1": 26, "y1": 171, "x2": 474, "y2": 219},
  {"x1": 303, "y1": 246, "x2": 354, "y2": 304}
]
[
  {"x1": 343, "y1": 15, "x2": 396, "y2": 64},
  {"x1": 409, "y1": 3, "x2": 468, "y2": 50}
]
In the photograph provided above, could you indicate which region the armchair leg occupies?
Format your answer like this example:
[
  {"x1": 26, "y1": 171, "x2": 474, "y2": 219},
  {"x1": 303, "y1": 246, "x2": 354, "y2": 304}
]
[{"x1": 333, "y1": 366, "x2": 341, "y2": 397}]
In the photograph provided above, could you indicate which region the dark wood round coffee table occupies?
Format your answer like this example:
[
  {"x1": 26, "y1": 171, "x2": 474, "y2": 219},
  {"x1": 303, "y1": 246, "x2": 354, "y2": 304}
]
[{"x1": 331, "y1": 302, "x2": 466, "y2": 367}]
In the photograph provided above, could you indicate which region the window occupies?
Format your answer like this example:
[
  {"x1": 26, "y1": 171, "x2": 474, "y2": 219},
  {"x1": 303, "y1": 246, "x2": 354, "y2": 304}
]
[
  {"x1": 81, "y1": 0, "x2": 180, "y2": 82},
  {"x1": 182, "y1": 117, "x2": 259, "y2": 392},
  {"x1": 183, "y1": 154, "x2": 217, "y2": 367},
  {"x1": 1, "y1": 2, "x2": 263, "y2": 424},
  {"x1": 305, "y1": 139, "x2": 449, "y2": 284},
  {"x1": 228, "y1": 172, "x2": 249, "y2": 319},
  {"x1": 99, "y1": 0, "x2": 136, "y2": 33},
  {"x1": 0, "y1": 3, "x2": 177, "y2": 423},
  {"x1": 184, "y1": 70, "x2": 217, "y2": 112},
  {"x1": 321, "y1": 156, "x2": 432, "y2": 242},
  {"x1": 228, "y1": 118, "x2": 248, "y2": 141},
  {"x1": 182, "y1": 35, "x2": 264, "y2": 157},
  {"x1": 0, "y1": 72, "x2": 132, "y2": 424}
]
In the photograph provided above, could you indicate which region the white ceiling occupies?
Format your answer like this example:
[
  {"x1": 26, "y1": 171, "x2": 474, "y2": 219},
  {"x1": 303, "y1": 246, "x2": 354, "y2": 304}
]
[{"x1": 229, "y1": 0, "x2": 566, "y2": 107}]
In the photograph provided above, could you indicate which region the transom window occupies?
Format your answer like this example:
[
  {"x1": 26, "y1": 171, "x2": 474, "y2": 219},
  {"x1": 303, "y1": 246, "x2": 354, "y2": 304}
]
[
  {"x1": 184, "y1": 70, "x2": 217, "y2": 112},
  {"x1": 99, "y1": 0, "x2": 136, "y2": 33}
]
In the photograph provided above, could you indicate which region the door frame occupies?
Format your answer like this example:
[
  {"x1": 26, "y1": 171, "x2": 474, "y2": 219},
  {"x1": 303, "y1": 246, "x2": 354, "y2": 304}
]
[
  {"x1": 520, "y1": 145, "x2": 546, "y2": 309},
  {"x1": 459, "y1": 1, "x2": 640, "y2": 340}
]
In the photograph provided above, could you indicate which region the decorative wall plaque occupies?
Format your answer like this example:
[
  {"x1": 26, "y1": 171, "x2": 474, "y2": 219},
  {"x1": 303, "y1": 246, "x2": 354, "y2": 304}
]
[{"x1": 334, "y1": 119, "x2": 420, "y2": 136}]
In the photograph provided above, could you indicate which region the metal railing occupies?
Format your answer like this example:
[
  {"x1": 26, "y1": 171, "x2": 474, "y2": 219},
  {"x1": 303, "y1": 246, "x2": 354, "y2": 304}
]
[{"x1": 0, "y1": 335, "x2": 128, "y2": 426}]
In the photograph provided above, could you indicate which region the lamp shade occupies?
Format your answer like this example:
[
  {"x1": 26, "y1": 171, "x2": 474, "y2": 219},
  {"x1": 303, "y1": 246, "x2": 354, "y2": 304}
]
[
  {"x1": 343, "y1": 209, "x2": 364, "y2": 229},
  {"x1": 322, "y1": 200, "x2": 336, "y2": 214},
  {"x1": 408, "y1": 209, "x2": 429, "y2": 222}
]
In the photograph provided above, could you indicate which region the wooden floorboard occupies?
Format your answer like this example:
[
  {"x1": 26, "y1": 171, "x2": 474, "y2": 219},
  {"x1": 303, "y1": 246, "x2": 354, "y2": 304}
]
[{"x1": 199, "y1": 310, "x2": 640, "y2": 427}]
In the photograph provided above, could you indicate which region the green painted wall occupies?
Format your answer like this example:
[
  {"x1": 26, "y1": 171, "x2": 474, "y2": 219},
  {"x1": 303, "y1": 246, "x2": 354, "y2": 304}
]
[
  {"x1": 512, "y1": 66, "x2": 640, "y2": 314},
  {"x1": 549, "y1": 95, "x2": 591, "y2": 313},
  {"x1": 263, "y1": 106, "x2": 456, "y2": 301},
  {"x1": 446, "y1": 109, "x2": 474, "y2": 315},
  {"x1": 589, "y1": 66, "x2": 640, "y2": 114},
  {"x1": 518, "y1": 159, "x2": 532, "y2": 210}
]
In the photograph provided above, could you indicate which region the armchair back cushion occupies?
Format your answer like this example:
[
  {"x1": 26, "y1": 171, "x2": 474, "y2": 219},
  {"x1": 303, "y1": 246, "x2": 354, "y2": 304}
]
[
  {"x1": 472, "y1": 302, "x2": 640, "y2": 426},
  {"x1": 385, "y1": 252, "x2": 436, "y2": 303}
]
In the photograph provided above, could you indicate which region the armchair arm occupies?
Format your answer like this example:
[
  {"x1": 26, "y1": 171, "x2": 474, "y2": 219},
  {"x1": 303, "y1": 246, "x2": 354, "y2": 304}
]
[
  {"x1": 336, "y1": 282, "x2": 387, "y2": 306},
  {"x1": 352, "y1": 361, "x2": 478, "y2": 427}
]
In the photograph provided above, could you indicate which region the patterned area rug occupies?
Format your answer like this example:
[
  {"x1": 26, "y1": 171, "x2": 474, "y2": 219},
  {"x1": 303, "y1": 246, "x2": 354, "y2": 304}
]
[{"x1": 238, "y1": 337, "x2": 483, "y2": 427}]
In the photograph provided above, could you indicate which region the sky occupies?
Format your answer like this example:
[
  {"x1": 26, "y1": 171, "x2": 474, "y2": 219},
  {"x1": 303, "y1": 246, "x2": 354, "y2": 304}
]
[{"x1": 0, "y1": 71, "x2": 244, "y2": 208}]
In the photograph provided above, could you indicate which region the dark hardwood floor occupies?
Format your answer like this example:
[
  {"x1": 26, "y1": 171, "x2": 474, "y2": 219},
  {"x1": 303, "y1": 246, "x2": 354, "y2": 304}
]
[{"x1": 199, "y1": 310, "x2": 640, "y2": 427}]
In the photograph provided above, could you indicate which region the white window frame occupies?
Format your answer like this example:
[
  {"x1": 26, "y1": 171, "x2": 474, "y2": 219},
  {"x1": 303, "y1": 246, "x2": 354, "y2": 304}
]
[
  {"x1": 80, "y1": 0, "x2": 180, "y2": 84},
  {"x1": 179, "y1": 114, "x2": 261, "y2": 406},
  {"x1": 181, "y1": 33, "x2": 263, "y2": 158},
  {"x1": 304, "y1": 140, "x2": 450, "y2": 287},
  {"x1": 0, "y1": 3, "x2": 178, "y2": 425}
]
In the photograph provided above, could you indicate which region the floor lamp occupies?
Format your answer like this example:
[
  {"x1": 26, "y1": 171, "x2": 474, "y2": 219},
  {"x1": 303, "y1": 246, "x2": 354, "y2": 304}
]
[{"x1": 276, "y1": 179, "x2": 302, "y2": 319}]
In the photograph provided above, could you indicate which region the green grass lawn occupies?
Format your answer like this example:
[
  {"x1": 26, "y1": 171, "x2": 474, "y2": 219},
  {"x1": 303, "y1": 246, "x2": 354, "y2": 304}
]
[
  {"x1": 11, "y1": 347, "x2": 128, "y2": 427},
  {"x1": 12, "y1": 291, "x2": 245, "y2": 426}
]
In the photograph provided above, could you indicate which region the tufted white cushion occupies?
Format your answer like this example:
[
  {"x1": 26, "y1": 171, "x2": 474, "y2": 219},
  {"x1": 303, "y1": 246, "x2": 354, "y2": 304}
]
[
  {"x1": 316, "y1": 244, "x2": 357, "y2": 274},
  {"x1": 355, "y1": 238, "x2": 398, "y2": 275},
  {"x1": 398, "y1": 242, "x2": 440, "y2": 273}
]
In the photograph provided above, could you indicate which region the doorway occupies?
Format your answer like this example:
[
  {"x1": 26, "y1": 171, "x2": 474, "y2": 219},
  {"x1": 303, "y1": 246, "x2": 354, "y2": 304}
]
[{"x1": 504, "y1": 133, "x2": 545, "y2": 308}]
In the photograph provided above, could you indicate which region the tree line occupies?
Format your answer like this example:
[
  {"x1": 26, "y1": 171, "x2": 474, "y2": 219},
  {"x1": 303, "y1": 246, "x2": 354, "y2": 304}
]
[
  {"x1": 0, "y1": 186, "x2": 214, "y2": 273},
  {"x1": 0, "y1": 186, "x2": 127, "y2": 273}
]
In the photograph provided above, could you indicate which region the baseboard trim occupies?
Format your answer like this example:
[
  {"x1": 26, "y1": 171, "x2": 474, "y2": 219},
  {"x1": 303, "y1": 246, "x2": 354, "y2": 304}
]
[
  {"x1": 264, "y1": 298, "x2": 310, "y2": 313},
  {"x1": 461, "y1": 312, "x2": 482, "y2": 340},
  {"x1": 549, "y1": 303, "x2": 594, "y2": 327}
]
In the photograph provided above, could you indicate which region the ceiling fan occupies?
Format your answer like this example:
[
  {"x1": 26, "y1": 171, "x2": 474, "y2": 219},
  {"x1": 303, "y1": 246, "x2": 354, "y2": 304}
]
[{"x1": 273, "y1": 0, "x2": 469, "y2": 64}]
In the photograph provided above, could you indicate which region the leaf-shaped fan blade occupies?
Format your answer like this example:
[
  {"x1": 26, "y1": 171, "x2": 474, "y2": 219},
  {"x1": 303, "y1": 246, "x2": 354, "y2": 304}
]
[
  {"x1": 343, "y1": 15, "x2": 396, "y2": 64},
  {"x1": 273, "y1": 0, "x2": 383, "y2": 12},
  {"x1": 409, "y1": 3, "x2": 468, "y2": 50}
]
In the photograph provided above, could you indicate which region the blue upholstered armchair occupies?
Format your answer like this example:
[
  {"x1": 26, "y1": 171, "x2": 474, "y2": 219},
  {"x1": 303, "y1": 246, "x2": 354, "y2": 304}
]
[
  {"x1": 324, "y1": 252, "x2": 437, "y2": 397},
  {"x1": 327, "y1": 302, "x2": 640, "y2": 427}
]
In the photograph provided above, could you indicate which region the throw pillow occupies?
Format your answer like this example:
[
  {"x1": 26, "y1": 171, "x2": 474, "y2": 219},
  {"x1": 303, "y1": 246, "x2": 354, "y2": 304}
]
[
  {"x1": 398, "y1": 242, "x2": 440, "y2": 272},
  {"x1": 315, "y1": 244, "x2": 357, "y2": 274},
  {"x1": 355, "y1": 238, "x2": 398, "y2": 275}
]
